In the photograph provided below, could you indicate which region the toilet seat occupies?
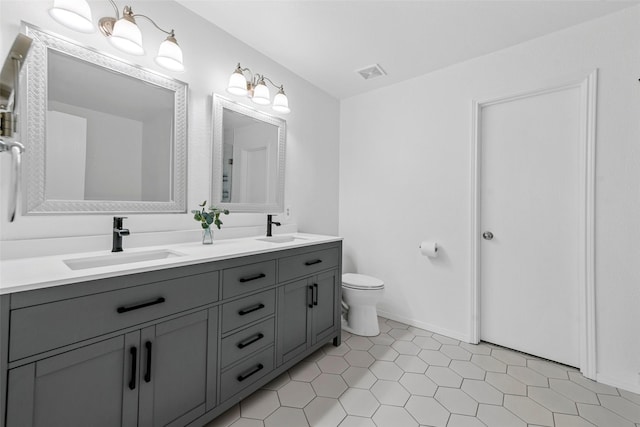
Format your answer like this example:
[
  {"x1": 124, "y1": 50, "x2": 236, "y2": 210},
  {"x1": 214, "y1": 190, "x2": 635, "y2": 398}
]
[{"x1": 342, "y1": 273, "x2": 384, "y2": 290}]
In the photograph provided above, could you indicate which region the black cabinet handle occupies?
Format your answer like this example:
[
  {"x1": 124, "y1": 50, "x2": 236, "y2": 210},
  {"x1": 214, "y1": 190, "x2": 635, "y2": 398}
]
[
  {"x1": 237, "y1": 363, "x2": 264, "y2": 382},
  {"x1": 308, "y1": 285, "x2": 314, "y2": 308},
  {"x1": 117, "y1": 297, "x2": 165, "y2": 314},
  {"x1": 237, "y1": 333, "x2": 265, "y2": 349},
  {"x1": 144, "y1": 341, "x2": 152, "y2": 383},
  {"x1": 128, "y1": 346, "x2": 137, "y2": 390},
  {"x1": 313, "y1": 283, "x2": 319, "y2": 306},
  {"x1": 304, "y1": 259, "x2": 323, "y2": 266},
  {"x1": 239, "y1": 273, "x2": 266, "y2": 283},
  {"x1": 238, "y1": 303, "x2": 265, "y2": 316}
]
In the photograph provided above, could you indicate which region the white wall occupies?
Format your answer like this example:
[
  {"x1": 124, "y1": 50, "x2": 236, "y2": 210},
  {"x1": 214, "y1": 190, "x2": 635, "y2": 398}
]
[
  {"x1": 0, "y1": 0, "x2": 339, "y2": 253},
  {"x1": 45, "y1": 110, "x2": 87, "y2": 200},
  {"x1": 340, "y1": 6, "x2": 640, "y2": 392}
]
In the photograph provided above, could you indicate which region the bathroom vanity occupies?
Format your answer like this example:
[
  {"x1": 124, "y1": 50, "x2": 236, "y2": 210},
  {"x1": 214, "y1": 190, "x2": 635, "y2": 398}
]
[{"x1": 0, "y1": 236, "x2": 342, "y2": 427}]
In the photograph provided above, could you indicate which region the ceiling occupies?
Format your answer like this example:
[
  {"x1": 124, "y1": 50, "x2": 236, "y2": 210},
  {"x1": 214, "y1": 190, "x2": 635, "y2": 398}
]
[{"x1": 177, "y1": 1, "x2": 638, "y2": 100}]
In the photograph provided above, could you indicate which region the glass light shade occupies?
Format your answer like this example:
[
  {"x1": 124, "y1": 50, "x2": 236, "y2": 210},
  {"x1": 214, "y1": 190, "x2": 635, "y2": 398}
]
[
  {"x1": 155, "y1": 36, "x2": 184, "y2": 72},
  {"x1": 227, "y1": 71, "x2": 248, "y2": 96},
  {"x1": 110, "y1": 16, "x2": 144, "y2": 55},
  {"x1": 272, "y1": 91, "x2": 290, "y2": 113},
  {"x1": 251, "y1": 81, "x2": 271, "y2": 105},
  {"x1": 49, "y1": 0, "x2": 94, "y2": 33}
]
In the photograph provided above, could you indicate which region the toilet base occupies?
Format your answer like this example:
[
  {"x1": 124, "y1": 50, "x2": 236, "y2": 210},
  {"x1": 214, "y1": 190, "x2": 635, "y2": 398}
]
[{"x1": 341, "y1": 306, "x2": 380, "y2": 337}]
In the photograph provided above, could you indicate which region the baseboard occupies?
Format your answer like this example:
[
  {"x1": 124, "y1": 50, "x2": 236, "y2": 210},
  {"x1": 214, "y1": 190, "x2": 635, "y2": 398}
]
[
  {"x1": 596, "y1": 372, "x2": 640, "y2": 394},
  {"x1": 376, "y1": 309, "x2": 471, "y2": 343}
]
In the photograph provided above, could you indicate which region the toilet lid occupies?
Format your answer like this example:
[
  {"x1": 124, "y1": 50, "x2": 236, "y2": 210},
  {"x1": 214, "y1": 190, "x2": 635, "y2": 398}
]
[{"x1": 342, "y1": 273, "x2": 384, "y2": 290}]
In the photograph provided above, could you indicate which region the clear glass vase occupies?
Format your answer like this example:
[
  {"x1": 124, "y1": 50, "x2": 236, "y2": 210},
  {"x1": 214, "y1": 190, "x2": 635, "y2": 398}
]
[{"x1": 202, "y1": 227, "x2": 213, "y2": 245}]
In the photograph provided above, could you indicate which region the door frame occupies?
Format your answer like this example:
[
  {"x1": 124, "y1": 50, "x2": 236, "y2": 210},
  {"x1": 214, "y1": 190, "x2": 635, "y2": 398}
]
[{"x1": 469, "y1": 70, "x2": 598, "y2": 379}]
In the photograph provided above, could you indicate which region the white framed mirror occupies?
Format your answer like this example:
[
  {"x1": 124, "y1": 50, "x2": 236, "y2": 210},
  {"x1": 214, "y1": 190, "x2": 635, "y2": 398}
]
[
  {"x1": 211, "y1": 94, "x2": 285, "y2": 213},
  {"x1": 21, "y1": 23, "x2": 188, "y2": 215}
]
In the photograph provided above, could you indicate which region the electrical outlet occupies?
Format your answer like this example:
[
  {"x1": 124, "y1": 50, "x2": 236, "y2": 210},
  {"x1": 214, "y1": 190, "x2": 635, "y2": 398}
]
[{"x1": 285, "y1": 206, "x2": 292, "y2": 220}]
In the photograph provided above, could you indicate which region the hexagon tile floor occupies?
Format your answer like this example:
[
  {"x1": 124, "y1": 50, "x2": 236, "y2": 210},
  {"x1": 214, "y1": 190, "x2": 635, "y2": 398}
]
[{"x1": 206, "y1": 317, "x2": 640, "y2": 427}]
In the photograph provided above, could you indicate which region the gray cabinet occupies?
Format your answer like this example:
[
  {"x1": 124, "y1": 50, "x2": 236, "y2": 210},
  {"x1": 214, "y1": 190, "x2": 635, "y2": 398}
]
[
  {"x1": 311, "y1": 270, "x2": 339, "y2": 345},
  {"x1": 6, "y1": 309, "x2": 217, "y2": 427},
  {"x1": 139, "y1": 309, "x2": 217, "y2": 427},
  {"x1": 278, "y1": 278, "x2": 312, "y2": 363},
  {"x1": 1, "y1": 240, "x2": 341, "y2": 427},
  {"x1": 6, "y1": 334, "x2": 139, "y2": 427},
  {"x1": 278, "y1": 269, "x2": 340, "y2": 365}
]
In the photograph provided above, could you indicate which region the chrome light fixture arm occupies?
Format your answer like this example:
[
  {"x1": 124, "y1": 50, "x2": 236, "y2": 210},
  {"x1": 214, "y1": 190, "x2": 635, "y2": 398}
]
[
  {"x1": 106, "y1": 0, "x2": 120, "y2": 19},
  {"x1": 131, "y1": 13, "x2": 175, "y2": 37}
]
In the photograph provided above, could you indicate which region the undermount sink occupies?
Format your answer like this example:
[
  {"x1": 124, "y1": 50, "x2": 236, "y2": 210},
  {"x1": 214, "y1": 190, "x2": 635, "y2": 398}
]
[
  {"x1": 64, "y1": 249, "x2": 184, "y2": 270},
  {"x1": 256, "y1": 236, "x2": 305, "y2": 244}
]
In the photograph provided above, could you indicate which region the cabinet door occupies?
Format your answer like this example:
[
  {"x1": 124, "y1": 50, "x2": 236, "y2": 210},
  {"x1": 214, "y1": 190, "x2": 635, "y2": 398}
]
[
  {"x1": 6, "y1": 333, "x2": 139, "y2": 427},
  {"x1": 277, "y1": 278, "x2": 312, "y2": 365},
  {"x1": 139, "y1": 308, "x2": 215, "y2": 427},
  {"x1": 311, "y1": 269, "x2": 339, "y2": 345}
]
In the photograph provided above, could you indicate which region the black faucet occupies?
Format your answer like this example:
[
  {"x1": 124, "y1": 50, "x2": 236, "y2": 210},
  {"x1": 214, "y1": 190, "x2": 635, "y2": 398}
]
[
  {"x1": 112, "y1": 216, "x2": 130, "y2": 252},
  {"x1": 266, "y1": 214, "x2": 281, "y2": 237}
]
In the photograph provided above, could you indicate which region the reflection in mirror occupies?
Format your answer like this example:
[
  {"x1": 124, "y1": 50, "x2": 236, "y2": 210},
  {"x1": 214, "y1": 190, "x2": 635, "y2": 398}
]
[
  {"x1": 22, "y1": 24, "x2": 187, "y2": 214},
  {"x1": 212, "y1": 95, "x2": 285, "y2": 213},
  {"x1": 46, "y1": 50, "x2": 174, "y2": 202}
]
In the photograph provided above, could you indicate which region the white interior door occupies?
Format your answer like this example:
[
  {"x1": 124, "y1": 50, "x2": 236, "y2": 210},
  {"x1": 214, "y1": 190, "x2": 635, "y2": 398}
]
[{"x1": 479, "y1": 87, "x2": 582, "y2": 367}]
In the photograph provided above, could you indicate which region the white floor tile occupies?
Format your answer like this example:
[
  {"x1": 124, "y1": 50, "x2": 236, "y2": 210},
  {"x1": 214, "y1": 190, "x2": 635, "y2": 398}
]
[
  {"x1": 370, "y1": 379, "x2": 410, "y2": 406},
  {"x1": 264, "y1": 407, "x2": 309, "y2": 427},
  {"x1": 311, "y1": 373, "x2": 348, "y2": 398},
  {"x1": 304, "y1": 397, "x2": 347, "y2": 427},
  {"x1": 503, "y1": 395, "x2": 554, "y2": 426},
  {"x1": 213, "y1": 317, "x2": 635, "y2": 427},
  {"x1": 435, "y1": 387, "x2": 478, "y2": 416},
  {"x1": 405, "y1": 396, "x2": 450, "y2": 426}
]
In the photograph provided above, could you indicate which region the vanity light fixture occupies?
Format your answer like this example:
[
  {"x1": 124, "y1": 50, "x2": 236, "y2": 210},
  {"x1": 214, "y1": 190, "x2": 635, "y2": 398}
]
[
  {"x1": 48, "y1": 0, "x2": 184, "y2": 72},
  {"x1": 227, "y1": 63, "x2": 290, "y2": 114}
]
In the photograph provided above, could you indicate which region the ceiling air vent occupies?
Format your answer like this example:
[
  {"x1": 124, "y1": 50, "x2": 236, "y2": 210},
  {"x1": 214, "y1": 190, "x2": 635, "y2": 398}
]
[{"x1": 356, "y1": 64, "x2": 386, "y2": 80}]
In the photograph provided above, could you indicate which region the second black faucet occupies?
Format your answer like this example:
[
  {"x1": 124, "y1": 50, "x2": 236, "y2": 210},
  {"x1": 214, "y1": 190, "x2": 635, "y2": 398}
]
[
  {"x1": 266, "y1": 214, "x2": 281, "y2": 237},
  {"x1": 112, "y1": 216, "x2": 130, "y2": 252}
]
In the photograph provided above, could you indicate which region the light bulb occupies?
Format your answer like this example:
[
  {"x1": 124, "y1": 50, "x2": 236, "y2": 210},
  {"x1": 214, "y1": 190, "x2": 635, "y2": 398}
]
[
  {"x1": 155, "y1": 35, "x2": 184, "y2": 72},
  {"x1": 110, "y1": 14, "x2": 144, "y2": 55},
  {"x1": 272, "y1": 88, "x2": 290, "y2": 113},
  {"x1": 227, "y1": 66, "x2": 248, "y2": 96},
  {"x1": 49, "y1": 0, "x2": 94, "y2": 33},
  {"x1": 251, "y1": 79, "x2": 270, "y2": 105}
]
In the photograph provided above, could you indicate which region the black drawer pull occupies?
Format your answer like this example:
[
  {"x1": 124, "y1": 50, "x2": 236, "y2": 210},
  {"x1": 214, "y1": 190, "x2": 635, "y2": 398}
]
[
  {"x1": 239, "y1": 273, "x2": 266, "y2": 283},
  {"x1": 237, "y1": 363, "x2": 264, "y2": 382},
  {"x1": 238, "y1": 303, "x2": 265, "y2": 316},
  {"x1": 308, "y1": 285, "x2": 314, "y2": 308},
  {"x1": 313, "y1": 283, "x2": 319, "y2": 306},
  {"x1": 144, "y1": 341, "x2": 152, "y2": 383},
  {"x1": 129, "y1": 346, "x2": 137, "y2": 390},
  {"x1": 117, "y1": 297, "x2": 166, "y2": 314},
  {"x1": 304, "y1": 259, "x2": 323, "y2": 266},
  {"x1": 237, "y1": 333, "x2": 265, "y2": 349}
]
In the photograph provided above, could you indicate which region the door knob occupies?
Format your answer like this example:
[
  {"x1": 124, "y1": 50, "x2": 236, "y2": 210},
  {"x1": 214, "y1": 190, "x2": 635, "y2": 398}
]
[{"x1": 482, "y1": 231, "x2": 494, "y2": 240}]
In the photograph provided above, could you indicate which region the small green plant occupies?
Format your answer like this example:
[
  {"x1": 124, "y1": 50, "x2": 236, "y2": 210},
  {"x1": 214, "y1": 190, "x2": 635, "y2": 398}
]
[{"x1": 192, "y1": 201, "x2": 229, "y2": 230}]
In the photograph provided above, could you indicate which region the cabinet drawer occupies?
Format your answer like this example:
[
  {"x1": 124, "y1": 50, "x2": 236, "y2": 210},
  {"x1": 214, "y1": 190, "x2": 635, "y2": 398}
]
[
  {"x1": 9, "y1": 271, "x2": 219, "y2": 361},
  {"x1": 220, "y1": 346, "x2": 274, "y2": 402},
  {"x1": 278, "y1": 247, "x2": 340, "y2": 283},
  {"x1": 221, "y1": 318, "x2": 275, "y2": 368},
  {"x1": 222, "y1": 260, "x2": 276, "y2": 299},
  {"x1": 221, "y1": 289, "x2": 275, "y2": 333}
]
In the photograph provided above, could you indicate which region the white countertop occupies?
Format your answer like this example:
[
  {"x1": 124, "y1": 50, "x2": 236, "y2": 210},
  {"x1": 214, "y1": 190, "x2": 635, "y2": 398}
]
[{"x1": 0, "y1": 233, "x2": 342, "y2": 295}]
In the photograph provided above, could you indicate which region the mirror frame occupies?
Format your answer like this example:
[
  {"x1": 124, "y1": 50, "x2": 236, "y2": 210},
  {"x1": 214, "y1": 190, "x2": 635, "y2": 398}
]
[
  {"x1": 211, "y1": 94, "x2": 286, "y2": 213},
  {"x1": 21, "y1": 23, "x2": 188, "y2": 215}
]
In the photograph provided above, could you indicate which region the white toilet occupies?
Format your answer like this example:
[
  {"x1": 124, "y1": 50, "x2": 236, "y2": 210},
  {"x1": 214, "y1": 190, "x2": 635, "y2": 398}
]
[{"x1": 341, "y1": 273, "x2": 385, "y2": 336}]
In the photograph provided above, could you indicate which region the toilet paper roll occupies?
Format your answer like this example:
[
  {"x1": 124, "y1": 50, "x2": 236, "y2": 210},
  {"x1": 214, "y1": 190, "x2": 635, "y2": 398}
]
[{"x1": 419, "y1": 240, "x2": 439, "y2": 258}]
